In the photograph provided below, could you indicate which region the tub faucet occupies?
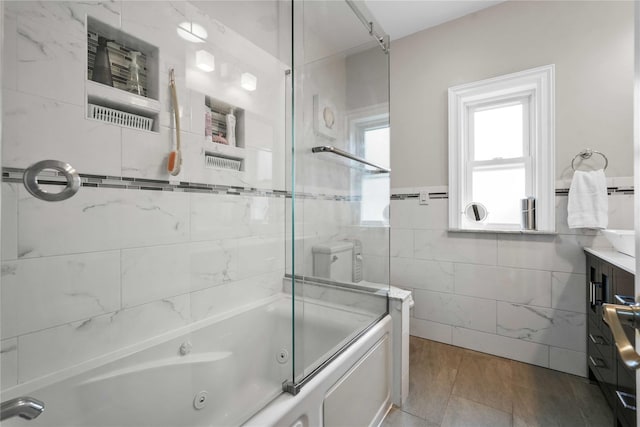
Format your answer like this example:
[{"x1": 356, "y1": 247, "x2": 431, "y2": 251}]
[{"x1": 0, "y1": 397, "x2": 45, "y2": 421}]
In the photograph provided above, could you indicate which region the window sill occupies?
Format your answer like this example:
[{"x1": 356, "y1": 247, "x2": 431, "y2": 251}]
[{"x1": 448, "y1": 228, "x2": 557, "y2": 235}]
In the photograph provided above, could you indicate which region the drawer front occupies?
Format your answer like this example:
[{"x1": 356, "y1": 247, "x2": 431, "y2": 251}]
[
  {"x1": 588, "y1": 338, "x2": 616, "y2": 389},
  {"x1": 617, "y1": 358, "x2": 637, "y2": 427}
]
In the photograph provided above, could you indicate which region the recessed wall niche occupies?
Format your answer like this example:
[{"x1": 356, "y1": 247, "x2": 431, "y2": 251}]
[{"x1": 86, "y1": 17, "x2": 161, "y2": 132}]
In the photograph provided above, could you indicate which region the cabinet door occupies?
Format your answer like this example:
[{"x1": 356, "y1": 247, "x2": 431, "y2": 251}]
[{"x1": 587, "y1": 255, "x2": 612, "y2": 333}]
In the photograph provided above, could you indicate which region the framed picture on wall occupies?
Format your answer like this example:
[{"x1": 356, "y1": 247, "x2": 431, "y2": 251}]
[{"x1": 313, "y1": 94, "x2": 338, "y2": 140}]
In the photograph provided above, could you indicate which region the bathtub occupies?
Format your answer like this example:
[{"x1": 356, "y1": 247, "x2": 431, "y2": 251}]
[{"x1": 1, "y1": 293, "x2": 391, "y2": 427}]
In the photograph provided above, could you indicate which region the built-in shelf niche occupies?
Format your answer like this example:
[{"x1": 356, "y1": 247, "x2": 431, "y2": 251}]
[
  {"x1": 205, "y1": 95, "x2": 245, "y2": 149},
  {"x1": 86, "y1": 17, "x2": 160, "y2": 132}
]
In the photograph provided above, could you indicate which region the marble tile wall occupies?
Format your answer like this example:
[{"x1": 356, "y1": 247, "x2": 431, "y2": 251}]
[
  {"x1": 391, "y1": 185, "x2": 634, "y2": 377},
  {"x1": 0, "y1": 0, "x2": 290, "y2": 390}
]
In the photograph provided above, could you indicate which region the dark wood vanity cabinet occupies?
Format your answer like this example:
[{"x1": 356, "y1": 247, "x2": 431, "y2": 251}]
[{"x1": 586, "y1": 252, "x2": 637, "y2": 427}]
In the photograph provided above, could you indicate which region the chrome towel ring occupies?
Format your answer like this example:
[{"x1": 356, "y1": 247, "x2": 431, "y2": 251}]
[
  {"x1": 23, "y1": 160, "x2": 81, "y2": 202},
  {"x1": 571, "y1": 149, "x2": 608, "y2": 171}
]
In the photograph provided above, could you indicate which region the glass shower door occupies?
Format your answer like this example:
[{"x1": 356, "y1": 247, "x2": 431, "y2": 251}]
[
  {"x1": 1, "y1": 1, "x2": 292, "y2": 425},
  {"x1": 288, "y1": 0, "x2": 390, "y2": 389}
]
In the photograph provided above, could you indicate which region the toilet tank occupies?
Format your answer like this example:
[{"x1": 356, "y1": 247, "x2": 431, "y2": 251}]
[{"x1": 312, "y1": 241, "x2": 354, "y2": 282}]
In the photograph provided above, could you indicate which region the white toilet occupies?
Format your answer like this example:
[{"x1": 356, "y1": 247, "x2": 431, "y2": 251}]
[{"x1": 312, "y1": 241, "x2": 354, "y2": 282}]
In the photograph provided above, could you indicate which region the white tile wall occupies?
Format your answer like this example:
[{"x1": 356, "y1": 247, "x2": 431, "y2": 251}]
[
  {"x1": 0, "y1": 338, "x2": 18, "y2": 389},
  {"x1": 1, "y1": 251, "x2": 121, "y2": 338},
  {"x1": 0, "y1": 0, "x2": 298, "y2": 391},
  {"x1": 395, "y1": 190, "x2": 634, "y2": 377},
  {"x1": 18, "y1": 294, "x2": 191, "y2": 383},
  {"x1": 1, "y1": 183, "x2": 18, "y2": 261},
  {"x1": 452, "y1": 327, "x2": 550, "y2": 368},
  {"x1": 413, "y1": 289, "x2": 496, "y2": 333},
  {"x1": 454, "y1": 264, "x2": 551, "y2": 307},
  {"x1": 121, "y1": 244, "x2": 192, "y2": 308},
  {"x1": 496, "y1": 302, "x2": 586, "y2": 352},
  {"x1": 549, "y1": 346, "x2": 587, "y2": 377},
  {"x1": 390, "y1": 257, "x2": 454, "y2": 293},
  {"x1": 415, "y1": 229, "x2": 498, "y2": 265}
]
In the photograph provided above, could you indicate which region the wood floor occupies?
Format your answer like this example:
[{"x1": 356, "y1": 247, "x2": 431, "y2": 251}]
[{"x1": 382, "y1": 337, "x2": 613, "y2": 427}]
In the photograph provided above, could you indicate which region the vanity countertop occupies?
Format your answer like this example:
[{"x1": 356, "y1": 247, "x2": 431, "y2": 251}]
[{"x1": 584, "y1": 247, "x2": 636, "y2": 275}]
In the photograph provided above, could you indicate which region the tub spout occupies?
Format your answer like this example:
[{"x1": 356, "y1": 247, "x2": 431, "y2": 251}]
[{"x1": 1, "y1": 397, "x2": 45, "y2": 421}]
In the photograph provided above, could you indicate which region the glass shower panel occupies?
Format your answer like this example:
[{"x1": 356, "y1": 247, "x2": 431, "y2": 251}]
[
  {"x1": 289, "y1": 0, "x2": 390, "y2": 386},
  {"x1": 1, "y1": 1, "x2": 291, "y2": 425}
]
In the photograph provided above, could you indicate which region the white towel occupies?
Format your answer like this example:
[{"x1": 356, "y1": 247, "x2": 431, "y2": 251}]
[{"x1": 567, "y1": 169, "x2": 608, "y2": 229}]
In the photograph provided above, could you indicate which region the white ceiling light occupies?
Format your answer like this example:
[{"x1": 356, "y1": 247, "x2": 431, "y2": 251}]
[
  {"x1": 241, "y1": 72, "x2": 257, "y2": 91},
  {"x1": 177, "y1": 22, "x2": 208, "y2": 43},
  {"x1": 196, "y1": 50, "x2": 215, "y2": 72}
]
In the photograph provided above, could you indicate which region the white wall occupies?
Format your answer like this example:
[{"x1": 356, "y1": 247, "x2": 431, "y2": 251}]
[
  {"x1": 391, "y1": 0, "x2": 633, "y2": 188},
  {"x1": 389, "y1": 0, "x2": 635, "y2": 376}
]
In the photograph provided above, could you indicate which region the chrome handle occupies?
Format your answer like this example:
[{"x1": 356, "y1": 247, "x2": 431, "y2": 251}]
[
  {"x1": 589, "y1": 355, "x2": 606, "y2": 368},
  {"x1": 0, "y1": 397, "x2": 45, "y2": 421},
  {"x1": 616, "y1": 390, "x2": 637, "y2": 411},
  {"x1": 589, "y1": 333, "x2": 606, "y2": 345},
  {"x1": 23, "y1": 160, "x2": 81, "y2": 202},
  {"x1": 616, "y1": 295, "x2": 637, "y2": 306},
  {"x1": 602, "y1": 303, "x2": 640, "y2": 370}
]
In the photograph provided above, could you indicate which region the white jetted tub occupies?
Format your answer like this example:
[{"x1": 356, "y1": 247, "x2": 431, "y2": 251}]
[{"x1": 1, "y1": 294, "x2": 391, "y2": 427}]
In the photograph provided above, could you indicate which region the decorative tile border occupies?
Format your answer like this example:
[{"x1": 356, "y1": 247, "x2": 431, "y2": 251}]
[
  {"x1": 2, "y1": 167, "x2": 361, "y2": 202},
  {"x1": 391, "y1": 187, "x2": 634, "y2": 200}
]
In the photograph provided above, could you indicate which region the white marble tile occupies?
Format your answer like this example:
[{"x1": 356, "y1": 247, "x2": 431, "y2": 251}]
[
  {"x1": 390, "y1": 228, "x2": 413, "y2": 258},
  {"x1": 496, "y1": 302, "x2": 586, "y2": 353},
  {"x1": 246, "y1": 196, "x2": 285, "y2": 237},
  {"x1": 3, "y1": 6, "x2": 18, "y2": 91},
  {"x1": 551, "y1": 272, "x2": 586, "y2": 314},
  {"x1": 189, "y1": 240, "x2": 238, "y2": 291},
  {"x1": 412, "y1": 289, "x2": 496, "y2": 334},
  {"x1": 390, "y1": 257, "x2": 454, "y2": 293},
  {"x1": 341, "y1": 226, "x2": 389, "y2": 257},
  {"x1": 497, "y1": 233, "x2": 594, "y2": 274},
  {"x1": 452, "y1": 327, "x2": 549, "y2": 368},
  {"x1": 118, "y1": 189, "x2": 190, "y2": 249},
  {"x1": 1, "y1": 338, "x2": 18, "y2": 390},
  {"x1": 2, "y1": 184, "x2": 18, "y2": 261},
  {"x1": 390, "y1": 198, "x2": 448, "y2": 230},
  {"x1": 414, "y1": 229, "x2": 498, "y2": 265},
  {"x1": 121, "y1": 127, "x2": 191, "y2": 182},
  {"x1": 1, "y1": 251, "x2": 120, "y2": 339},
  {"x1": 3, "y1": 90, "x2": 122, "y2": 174},
  {"x1": 190, "y1": 194, "x2": 252, "y2": 241},
  {"x1": 14, "y1": 2, "x2": 86, "y2": 105},
  {"x1": 121, "y1": 244, "x2": 191, "y2": 308},
  {"x1": 190, "y1": 270, "x2": 283, "y2": 322},
  {"x1": 454, "y1": 264, "x2": 552, "y2": 307},
  {"x1": 236, "y1": 236, "x2": 285, "y2": 279},
  {"x1": 18, "y1": 294, "x2": 190, "y2": 383},
  {"x1": 18, "y1": 187, "x2": 189, "y2": 258},
  {"x1": 549, "y1": 347, "x2": 587, "y2": 377},
  {"x1": 608, "y1": 194, "x2": 634, "y2": 230},
  {"x1": 409, "y1": 318, "x2": 452, "y2": 344},
  {"x1": 362, "y1": 254, "x2": 389, "y2": 284}
]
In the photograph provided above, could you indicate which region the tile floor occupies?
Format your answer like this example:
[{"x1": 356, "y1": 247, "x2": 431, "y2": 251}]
[{"x1": 383, "y1": 337, "x2": 613, "y2": 427}]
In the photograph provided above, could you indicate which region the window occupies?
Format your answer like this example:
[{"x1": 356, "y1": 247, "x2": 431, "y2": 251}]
[
  {"x1": 348, "y1": 106, "x2": 390, "y2": 225},
  {"x1": 448, "y1": 65, "x2": 555, "y2": 232},
  {"x1": 361, "y1": 125, "x2": 390, "y2": 223}
]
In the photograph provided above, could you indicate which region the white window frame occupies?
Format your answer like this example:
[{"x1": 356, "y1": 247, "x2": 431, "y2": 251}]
[
  {"x1": 346, "y1": 104, "x2": 390, "y2": 226},
  {"x1": 448, "y1": 65, "x2": 555, "y2": 232}
]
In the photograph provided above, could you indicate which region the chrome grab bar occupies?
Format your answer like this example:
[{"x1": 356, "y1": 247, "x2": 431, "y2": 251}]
[
  {"x1": 0, "y1": 397, "x2": 45, "y2": 421},
  {"x1": 602, "y1": 303, "x2": 640, "y2": 369},
  {"x1": 23, "y1": 160, "x2": 81, "y2": 202},
  {"x1": 311, "y1": 146, "x2": 391, "y2": 173}
]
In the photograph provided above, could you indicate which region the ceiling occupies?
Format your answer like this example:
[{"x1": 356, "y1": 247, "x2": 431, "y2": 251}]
[{"x1": 364, "y1": 0, "x2": 505, "y2": 40}]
